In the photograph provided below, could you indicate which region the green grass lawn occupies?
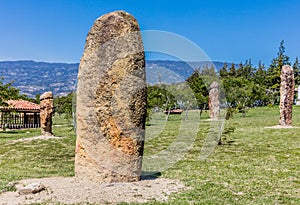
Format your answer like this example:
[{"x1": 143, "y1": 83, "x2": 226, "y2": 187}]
[
  {"x1": 0, "y1": 107, "x2": 300, "y2": 204},
  {"x1": 0, "y1": 115, "x2": 76, "y2": 193}
]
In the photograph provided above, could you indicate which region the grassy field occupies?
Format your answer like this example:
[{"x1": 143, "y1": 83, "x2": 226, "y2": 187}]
[
  {"x1": 0, "y1": 107, "x2": 300, "y2": 204},
  {"x1": 0, "y1": 115, "x2": 76, "y2": 193}
]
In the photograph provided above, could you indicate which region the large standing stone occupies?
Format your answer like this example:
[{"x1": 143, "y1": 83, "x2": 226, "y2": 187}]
[
  {"x1": 40, "y1": 91, "x2": 53, "y2": 136},
  {"x1": 75, "y1": 11, "x2": 146, "y2": 182},
  {"x1": 208, "y1": 81, "x2": 220, "y2": 120},
  {"x1": 279, "y1": 65, "x2": 294, "y2": 126}
]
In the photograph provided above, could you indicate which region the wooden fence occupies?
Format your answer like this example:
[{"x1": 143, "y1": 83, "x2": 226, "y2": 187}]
[{"x1": 0, "y1": 111, "x2": 40, "y2": 129}]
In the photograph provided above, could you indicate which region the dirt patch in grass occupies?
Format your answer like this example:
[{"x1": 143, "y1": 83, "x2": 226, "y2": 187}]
[
  {"x1": 9, "y1": 135, "x2": 62, "y2": 143},
  {"x1": 264, "y1": 125, "x2": 300, "y2": 129},
  {"x1": 0, "y1": 177, "x2": 187, "y2": 204}
]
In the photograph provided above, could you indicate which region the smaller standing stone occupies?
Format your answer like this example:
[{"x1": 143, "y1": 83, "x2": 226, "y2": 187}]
[
  {"x1": 40, "y1": 91, "x2": 54, "y2": 136},
  {"x1": 296, "y1": 85, "x2": 300, "y2": 106},
  {"x1": 208, "y1": 81, "x2": 220, "y2": 120},
  {"x1": 279, "y1": 65, "x2": 294, "y2": 126}
]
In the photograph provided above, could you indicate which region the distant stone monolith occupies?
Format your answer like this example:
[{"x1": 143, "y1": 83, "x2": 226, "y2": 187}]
[
  {"x1": 75, "y1": 11, "x2": 146, "y2": 182},
  {"x1": 209, "y1": 81, "x2": 220, "y2": 120},
  {"x1": 40, "y1": 91, "x2": 53, "y2": 136},
  {"x1": 279, "y1": 65, "x2": 294, "y2": 126}
]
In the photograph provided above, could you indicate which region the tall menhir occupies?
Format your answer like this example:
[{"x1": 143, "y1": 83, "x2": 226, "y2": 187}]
[
  {"x1": 75, "y1": 11, "x2": 147, "y2": 182},
  {"x1": 40, "y1": 91, "x2": 53, "y2": 136},
  {"x1": 279, "y1": 65, "x2": 294, "y2": 126}
]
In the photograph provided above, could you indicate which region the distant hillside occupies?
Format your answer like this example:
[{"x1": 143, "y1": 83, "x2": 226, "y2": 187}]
[
  {"x1": 0, "y1": 60, "x2": 230, "y2": 98},
  {"x1": 146, "y1": 60, "x2": 230, "y2": 85},
  {"x1": 0, "y1": 60, "x2": 78, "y2": 98}
]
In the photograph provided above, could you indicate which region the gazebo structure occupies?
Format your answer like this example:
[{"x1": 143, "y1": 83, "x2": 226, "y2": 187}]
[{"x1": 0, "y1": 100, "x2": 40, "y2": 129}]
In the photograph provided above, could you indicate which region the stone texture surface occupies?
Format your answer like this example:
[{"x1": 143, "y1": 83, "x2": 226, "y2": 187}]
[
  {"x1": 75, "y1": 11, "x2": 146, "y2": 182},
  {"x1": 208, "y1": 81, "x2": 220, "y2": 120},
  {"x1": 279, "y1": 65, "x2": 294, "y2": 126},
  {"x1": 40, "y1": 91, "x2": 53, "y2": 136}
]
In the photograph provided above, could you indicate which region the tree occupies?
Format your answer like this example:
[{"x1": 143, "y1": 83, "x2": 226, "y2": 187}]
[
  {"x1": 266, "y1": 40, "x2": 291, "y2": 105},
  {"x1": 238, "y1": 59, "x2": 255, "y2": 80},
  {"x1": 186, "y1": 70, "x2": 208, "y2": 109},
  {"x1": 167, "y1": 82, "x2": 198, "y2": 109},
  {"x1": 0, "y1": 77, "x2": 27, "y2": 106},
  {"x1": 201, "y1": 64, "x2": 216, "y2": 76},
  {"x1": 35, "y1": 94, "x2": 41, "y2": 104},
  {"x1": 220, "y1": 62, "x2": 228, "y2": 78},
  {"x1": 267, "y1": 40, "x2": 291, "y2": 89},
  {"x1": 200, "y1": 64, "x2": 218, "y2": 88},
  {"x1": 229, "y1": 63, "x2": 237, "y2": 77},
  {"x1": 252, "y1": 61, "x2": 269, "y2": 105},
  {"x1": 255, "y1": 60, "x2": 267, "y2": 85},
  {"x1": 220, "y1": 59, "x2": 270, "y2": 116},
  {"x1": 53, "y1": 92, "x2": 74, "y2": 119},
  {"x1": 147, "y1": 85, "x2": 176, "y2": 111},
  {"x1": 293, "y1": 57, "x2": 300, "y2": 86}
]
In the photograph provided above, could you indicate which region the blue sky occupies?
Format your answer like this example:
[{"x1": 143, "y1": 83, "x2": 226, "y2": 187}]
[{"x1": 0, "y1": 0, "x2": 299, "y2": 66}]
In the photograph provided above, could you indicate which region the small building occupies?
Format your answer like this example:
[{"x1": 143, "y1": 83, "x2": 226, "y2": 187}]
[{"x1": 0, "y1": 100, "x2": 40, "y2": 129}]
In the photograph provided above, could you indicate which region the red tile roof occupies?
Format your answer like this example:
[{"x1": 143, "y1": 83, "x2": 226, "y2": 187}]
[{"x1": 0, "y1": 100, "x2": 40, "y2": 112}]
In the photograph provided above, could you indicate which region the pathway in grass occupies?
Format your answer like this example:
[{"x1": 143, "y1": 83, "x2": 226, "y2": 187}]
[{"x1": 9, "y1": 135, "x2": 62, "y2": 143}]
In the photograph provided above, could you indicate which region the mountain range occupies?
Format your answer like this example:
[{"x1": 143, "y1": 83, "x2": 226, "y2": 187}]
[{"x1": 0, "y1": 60, "x2": 229, "y2": 98}]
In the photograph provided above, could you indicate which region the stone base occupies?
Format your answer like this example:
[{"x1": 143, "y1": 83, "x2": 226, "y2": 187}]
[
  {"x1": 75, "y1": 158, "x2": 142, "y2": 183},
  {"x1": 75, "y1": 139, "x2": 142, "y2": 183},
  {"x1": 75, "y1": 165, "x2": 141, "y2": 183},
  {"x1": 41, "y1": 130, "x2": 53, "y2": 136}
]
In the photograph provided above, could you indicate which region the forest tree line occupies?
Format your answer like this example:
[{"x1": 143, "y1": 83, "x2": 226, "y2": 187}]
[{"x1": 147, "y1": 40, "x2": 300, "y2": 115}]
